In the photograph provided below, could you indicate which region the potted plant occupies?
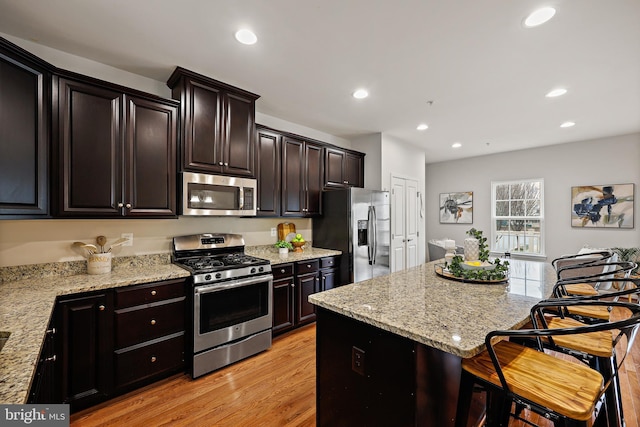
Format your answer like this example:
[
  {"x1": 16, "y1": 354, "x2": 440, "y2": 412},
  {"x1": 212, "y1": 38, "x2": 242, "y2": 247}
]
[{"x1": 275, "y1": 240, "x2": 293, "y2": 257}]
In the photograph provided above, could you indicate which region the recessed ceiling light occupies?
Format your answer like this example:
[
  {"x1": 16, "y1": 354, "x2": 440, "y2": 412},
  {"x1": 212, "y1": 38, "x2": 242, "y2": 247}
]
[
  {"x1": 452, "y1": 142, "x2": 462, "y2": 148},
  {"x1": 416, "y1": 123, "x2": 429, "y2": 131},
  {"x1": 524, "y1": 7, "x2": 556, "y2": 27},
  {"x1": 235, "y1": 29, "x2": 257, "y2": 45},
  {"x1": 352, "y1": 89, "x2": 369, "y2": 99},
  {"x1": 560, "y1": 121, "x2": 575, "y2": 128},
  {"x1": 546, "y1": 88, "x2": 567, "y2": 98}
]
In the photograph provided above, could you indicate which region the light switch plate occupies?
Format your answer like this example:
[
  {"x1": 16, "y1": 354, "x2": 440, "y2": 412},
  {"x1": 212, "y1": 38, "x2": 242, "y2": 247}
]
[{"x1": 121, "y1": 233, "x2": 133, "y2": 246}]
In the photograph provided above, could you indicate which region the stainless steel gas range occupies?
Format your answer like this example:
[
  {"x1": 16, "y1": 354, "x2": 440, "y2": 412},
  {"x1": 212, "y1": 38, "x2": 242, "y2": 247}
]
[{"x1": 172, "y1": 233, "x2": 273, "y2": 378}]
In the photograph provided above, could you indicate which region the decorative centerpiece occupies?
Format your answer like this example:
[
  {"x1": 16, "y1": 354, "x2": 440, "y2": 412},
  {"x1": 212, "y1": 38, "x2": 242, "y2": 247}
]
[
  {"x1": 439, "y1": 228, "x2": 509, "y2": 282},
  {"x1": 291, "y1": 233, "x2": 306, "y2": 252}
]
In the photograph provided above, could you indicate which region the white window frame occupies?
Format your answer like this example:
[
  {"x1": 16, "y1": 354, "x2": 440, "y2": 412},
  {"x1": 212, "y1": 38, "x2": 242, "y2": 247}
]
[{"x1": 491, "y1": 178, "x2": 545, "y2": 257}]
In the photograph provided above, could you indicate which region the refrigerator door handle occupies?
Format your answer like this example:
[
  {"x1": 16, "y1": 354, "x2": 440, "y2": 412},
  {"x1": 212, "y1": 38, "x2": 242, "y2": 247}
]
[
  {"x1": 369, "y1": 206, "x2": 377, "y2": 265},
  {"x1": 367, "y1": 206, "x2": 373, "y2": 264}
]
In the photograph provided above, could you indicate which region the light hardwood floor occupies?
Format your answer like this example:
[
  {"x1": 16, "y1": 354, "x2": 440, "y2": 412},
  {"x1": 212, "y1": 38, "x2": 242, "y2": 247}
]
[{"x1": 72, "y1": 314, "x2": 640, "y2": 427}]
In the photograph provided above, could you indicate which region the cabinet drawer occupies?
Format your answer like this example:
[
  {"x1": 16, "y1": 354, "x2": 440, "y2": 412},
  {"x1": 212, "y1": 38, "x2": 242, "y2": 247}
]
[
  {"x1": 115, "y1": 333, "x2": 184, "y2": 389},
  {"x1": 115, "y1": 299, "x2": 185, "y2": 349},
  {"x1": 115, "y1": 279, "x2": 186, "y2": 309},
  {"x1": 296, "y1": 259, "x2": 319, "y2": 275},
  {"x1": 321, "y1": 256, "x2": 338, "y2": 269},
  {"x1": 273, "y1": 263, "x2": 294, "y2": 279}
]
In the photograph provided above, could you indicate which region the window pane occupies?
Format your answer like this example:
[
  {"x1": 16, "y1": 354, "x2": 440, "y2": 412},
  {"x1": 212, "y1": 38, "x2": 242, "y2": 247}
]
[
  {"x1": 525, "y1": 182, "x2": 540, "y2": 199},
  {"x1": 526, "y1": 200, "x2": 540, "y2": 216},
  {"x1": 510, "y1": 219, "x2": 525, "y2": 231},
  {"x1": 511, "y1": 200, "x2": 524, "y2": 216},
  {"x1": 496, "y1": 201, "x2": 509, "y2": 216},
  {"x1": 510, "y1": 183, "x2": 525, "y2": 199},
  {"x1": 496, "y1": 219, "x2": 509, "y2": 231},
  {"x1": 495, "y1": 184, "x2": 509, "y2": 200}
]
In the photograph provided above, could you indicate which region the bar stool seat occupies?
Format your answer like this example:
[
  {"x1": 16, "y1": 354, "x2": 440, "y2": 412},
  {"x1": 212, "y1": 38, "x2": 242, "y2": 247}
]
[
  {"x1": 461, "y1": 340, "x2": 603, "y2": 422},
  {"x1": 542, "y1": 316, "x2": 612, "y2": 357},
  {"x1": 563, "y1": 282, "x2": 599, "y2": 296}
]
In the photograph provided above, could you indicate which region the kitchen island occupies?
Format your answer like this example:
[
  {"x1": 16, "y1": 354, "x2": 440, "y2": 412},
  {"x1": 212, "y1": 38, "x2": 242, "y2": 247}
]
[{"x1": 309, "y1": 259, "x2": 558, "y2": 427}]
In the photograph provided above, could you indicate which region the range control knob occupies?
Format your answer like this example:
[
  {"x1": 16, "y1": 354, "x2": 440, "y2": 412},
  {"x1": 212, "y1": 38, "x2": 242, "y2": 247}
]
[
  {"x1": 215, "y1": 273, "x2": 222, "y2": 279},
  {"x1": 258, "y1": 266, "x2": 264, "y2": 272},
  {"x1": 250, "y1": 267, "x2": 256, "y2": 274},
  {"x1": 204, "y1": 274, "x2": 212, "y2": 281}
]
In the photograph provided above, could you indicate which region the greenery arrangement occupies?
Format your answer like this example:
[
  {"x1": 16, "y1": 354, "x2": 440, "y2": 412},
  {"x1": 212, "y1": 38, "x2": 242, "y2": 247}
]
[
  {"x1": 274, "y1": 240, "x2": 293, "y2": 250},
  {"x1": 611, "y1": 247, "x2": 640, "y2": 275},
  {"x1": 445, "y1": 228, "x2": 510, "y2": 281}
]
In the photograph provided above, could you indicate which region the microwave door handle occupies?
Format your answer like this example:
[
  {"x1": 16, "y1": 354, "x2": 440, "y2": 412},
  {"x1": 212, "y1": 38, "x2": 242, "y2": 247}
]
[{"x1": 239, "y1": 187, "x2": 244, "y2": 210}]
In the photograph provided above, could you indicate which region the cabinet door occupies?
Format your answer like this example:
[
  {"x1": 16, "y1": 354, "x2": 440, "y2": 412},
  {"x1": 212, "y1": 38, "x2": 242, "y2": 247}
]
[
  {"x1": 324, "y1": 148, "x2": 346, "y2": 188},
  {"x1": 320, "y1": 269, "x2": 338, "y2": 292},
  {"x1": 305, "y1": 142, "x2": 323, "y2": 216},
  {"x1": 0, "y1": 41, "x2": 49, "y2": 216},
  {"x1": 124, "y1": 95, "x2": 178, "y2": 217},
  {"x1": 182, "y1": 79, "x2": 224, "y2": 173},
  {"x1": 56, "y1": 292, "x2": 113, "y2": 411},
  {"x1": 272, "y1": 277, "x2": 295, "y2": 334},
  {"x1": 56, "y1": 77, "x2": 122, "y2": 216},
  {"x1": 281, "y1": 136, "x2": 304, "y2": 216},
  {"x1": 256, "y1": 128, "x2": 280, "y2": 216},
  {"x1": 296, "y1": 273, "x2": 319, "y2": 325},
  {"x1": 223, "y1": 92, "x2": 255, "y2": 177},
  {"x1": 345, "y1": 152, "x2": 364, "y2": 187}
]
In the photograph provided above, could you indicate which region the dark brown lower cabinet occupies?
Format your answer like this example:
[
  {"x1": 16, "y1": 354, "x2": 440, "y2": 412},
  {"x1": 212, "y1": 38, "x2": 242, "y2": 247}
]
[
  {"x1": 29, "y1": 279, "x2": 186, "y2": 412},
  {"x1": 272, "y1": 259, "x2": 326, "y2": 336},
  {"x1": 55, "y1": 291, "x2": 113, "y2": 411}
]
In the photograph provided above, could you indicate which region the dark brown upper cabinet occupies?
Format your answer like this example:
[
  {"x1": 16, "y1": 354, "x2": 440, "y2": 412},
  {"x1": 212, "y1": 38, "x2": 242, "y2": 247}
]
[
  {"x1": 53, "y1": 72, "x2": 178, "y2": 218},
  {"x1": 281, "y1": 136, "x2": 323, "y2": 217},
  {"x1": 324, "y1": 147, "x2": 365, "y2": 189},
  {"x1": 167, "y1": 67, "x2": 259, "y2": 177},
  {"x1": 0, "y1": 37, "x2": 52, "y2": 217},
  {"x1": 255, "y1": 126, "x2": 281, "y2": 216}
]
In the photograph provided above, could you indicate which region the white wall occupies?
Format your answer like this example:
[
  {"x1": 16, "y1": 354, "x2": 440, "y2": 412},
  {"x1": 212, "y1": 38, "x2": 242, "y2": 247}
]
[{"x1": 425, "y1": 133, "x2": 640, "y2": 261}]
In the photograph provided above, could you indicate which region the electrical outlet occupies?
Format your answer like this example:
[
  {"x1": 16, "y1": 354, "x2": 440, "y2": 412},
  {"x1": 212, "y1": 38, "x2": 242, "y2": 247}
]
[
  {"x1": 271, "y1": 228, "x2": 277, "y2": 237},
  {"x1": 352, "y1": 346, "x2": 366, "y2": 376},
  {"x1": 121, "y1": 233, "x2": 133, "y2": 246}
]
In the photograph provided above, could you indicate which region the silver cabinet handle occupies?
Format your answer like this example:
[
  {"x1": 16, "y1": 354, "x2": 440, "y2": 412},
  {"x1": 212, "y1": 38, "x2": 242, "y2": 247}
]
[
  {"x1": 218, "y1": 162, "x2": 224, "y2": 166},
  {"x1": 118, "y1": 202, "x2": 124, "y2": 208},
  {"x1": 290, "y1": 283, "x2": 294, "y2": 288},
  {"x1": 151, "y1": 290, "x2": 157, "y2": 296},
  {"x1": 125, "y1": 203, "x2": 132, "y2": 209},
  {"x1": 99, "y1": 305, "x2": 105, "y2": 311},
  {"x1": 151, "y1": 356, "x2": 157, "y2": 363},
  {"x1": 150, "y1": 319, "x2": 156, "y2": 325},
  {"x1": 45, "y1": 355, "x2": 57, "y2": 362},
  {"x1": 280, "y1": 269, "x2": 286, "y2": 273},
  {"x1": 224, "y1": 162, "x2": 228, "y2": 166}
]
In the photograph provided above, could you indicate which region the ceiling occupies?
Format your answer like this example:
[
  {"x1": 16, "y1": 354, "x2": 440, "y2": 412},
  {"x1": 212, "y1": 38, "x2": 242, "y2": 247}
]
[{"x1": 1, "y1": 0, "x2": 638, "y2": 163}]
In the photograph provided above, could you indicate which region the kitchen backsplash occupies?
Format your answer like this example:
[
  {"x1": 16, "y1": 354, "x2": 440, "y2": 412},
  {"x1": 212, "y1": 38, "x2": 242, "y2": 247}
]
[{"x1": 0, "y1": 217, "x2": 312, "y2": 268}]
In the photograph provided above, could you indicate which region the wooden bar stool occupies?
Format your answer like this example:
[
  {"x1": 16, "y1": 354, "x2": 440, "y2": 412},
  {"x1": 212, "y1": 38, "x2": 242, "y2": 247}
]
[
  {"x1": 552, "y1": 251, "x2": 614, "y2": 297},
  {"x1": 532, "y1": 280, "x2": 640, "y2": 427},
  {"x1": 455, "y1": 299, "x2": 640, "y2": 427}
]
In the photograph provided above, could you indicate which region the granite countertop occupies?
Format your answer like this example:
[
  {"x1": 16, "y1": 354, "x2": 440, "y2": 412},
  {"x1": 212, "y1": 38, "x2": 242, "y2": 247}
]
[
  {"x1": 246, "y1": 245, "x2": 341, "y2": 265},
  {"x1": 0, "y1": 254, "x2": 190, "y2": 404},
  {"x1": 309, "y1": 259, "x2": 558, "y2": 358},
  {"x1": 0, "y1": 246, "x2": 341, "y2": 404}
]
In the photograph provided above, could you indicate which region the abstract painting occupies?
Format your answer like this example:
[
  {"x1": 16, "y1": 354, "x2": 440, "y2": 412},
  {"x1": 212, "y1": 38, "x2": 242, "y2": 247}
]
[
  {"x1": 439, "y1": 191, "x2": 473, "y2": 224},
  {"x1": 571, "y1": 184, "x2": 634, "y2": 228}
]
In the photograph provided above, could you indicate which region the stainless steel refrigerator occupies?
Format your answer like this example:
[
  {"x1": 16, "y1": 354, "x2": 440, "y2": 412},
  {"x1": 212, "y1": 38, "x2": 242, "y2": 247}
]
[{"x1": 313, "y1": 188, "x2": 390, "y2": 285}]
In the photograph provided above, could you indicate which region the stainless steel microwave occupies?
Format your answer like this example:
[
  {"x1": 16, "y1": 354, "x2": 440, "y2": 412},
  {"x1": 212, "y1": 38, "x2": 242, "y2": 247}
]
[{"x1": 180, "y1": 172, "x2": 257, "y2": 216}]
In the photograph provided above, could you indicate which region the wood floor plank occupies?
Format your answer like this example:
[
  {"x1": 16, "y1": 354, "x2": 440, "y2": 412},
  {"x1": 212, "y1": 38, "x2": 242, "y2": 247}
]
[{"x1": 71, "y1": 309, "x2": 639, "y2": 427}]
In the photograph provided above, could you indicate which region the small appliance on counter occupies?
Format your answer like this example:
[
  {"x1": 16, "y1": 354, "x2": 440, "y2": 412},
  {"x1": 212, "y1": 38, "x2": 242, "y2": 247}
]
[{"x1": 172, "y1": 233, "x2": 272, "y2": 378}]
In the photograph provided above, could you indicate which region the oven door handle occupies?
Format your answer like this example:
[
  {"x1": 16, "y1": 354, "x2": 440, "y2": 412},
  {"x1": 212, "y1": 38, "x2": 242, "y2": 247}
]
[{"x1": 195, "y1": 274, "x2": 273, "y2": 295}]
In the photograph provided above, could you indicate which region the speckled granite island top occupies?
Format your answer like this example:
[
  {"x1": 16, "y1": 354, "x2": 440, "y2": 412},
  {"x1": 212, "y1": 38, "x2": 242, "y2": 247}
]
[
  {"x1": 0, "y1": 255, "x2": 190, "y2": 404},
  {"x1": 309, "y1": 259, "x2": 558, "y2": 358}
]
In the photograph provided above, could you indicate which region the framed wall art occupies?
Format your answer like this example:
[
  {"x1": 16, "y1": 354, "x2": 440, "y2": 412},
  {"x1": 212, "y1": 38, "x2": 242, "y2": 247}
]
[
  {"x1": 439, "y1": 191, "x2": 473, "y2": 224},
  {"x1": 571, "y1": 183, "x2": 634, "y2": 228}
]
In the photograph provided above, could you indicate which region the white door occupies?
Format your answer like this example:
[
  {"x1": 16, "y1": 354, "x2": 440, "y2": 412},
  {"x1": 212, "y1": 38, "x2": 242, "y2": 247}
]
[{"x1": 390, "y1": 176, "x2": 419, "y2": 272}]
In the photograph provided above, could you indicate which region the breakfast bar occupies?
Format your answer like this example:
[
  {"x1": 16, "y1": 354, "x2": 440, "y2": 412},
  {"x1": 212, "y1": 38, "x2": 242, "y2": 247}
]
[{"x1": 309, "y1": 259, "x2": 558, "y2": 426}]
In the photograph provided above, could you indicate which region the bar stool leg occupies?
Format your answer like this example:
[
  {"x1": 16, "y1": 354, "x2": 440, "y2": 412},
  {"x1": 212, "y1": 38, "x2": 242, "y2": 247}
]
[{"x1": 454, "y1": 369, "x2": 476, "y2": 427}]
